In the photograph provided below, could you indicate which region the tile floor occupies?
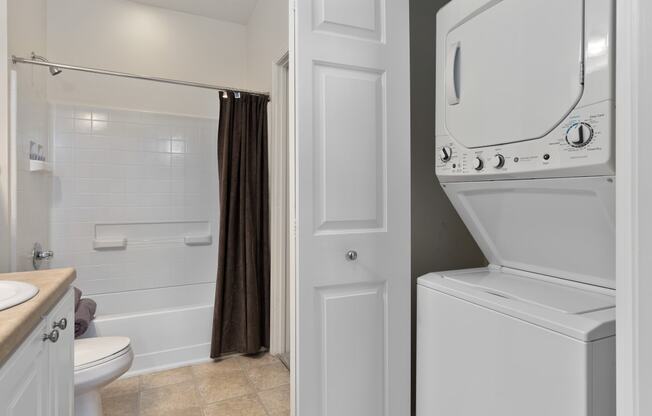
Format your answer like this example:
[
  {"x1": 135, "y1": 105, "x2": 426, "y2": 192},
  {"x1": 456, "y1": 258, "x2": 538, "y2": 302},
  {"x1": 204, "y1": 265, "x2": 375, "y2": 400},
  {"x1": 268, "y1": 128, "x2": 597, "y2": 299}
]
[{"x1": 101, "y1": 353, "x2": 290, "y2": 416}]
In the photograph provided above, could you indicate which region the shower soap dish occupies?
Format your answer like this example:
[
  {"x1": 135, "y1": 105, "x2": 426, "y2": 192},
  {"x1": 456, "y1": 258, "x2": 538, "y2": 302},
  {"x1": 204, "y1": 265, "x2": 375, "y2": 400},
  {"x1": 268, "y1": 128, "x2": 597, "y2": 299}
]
[
  {"x1": 93, "y1": 238, "x2": 128, "y2": 250},
  {"x1": 29, "y1": 160, "x2": 52, "y2": 172},
  {"x1": 184, "y1": 235, "x2": 212, "y2": 246}
]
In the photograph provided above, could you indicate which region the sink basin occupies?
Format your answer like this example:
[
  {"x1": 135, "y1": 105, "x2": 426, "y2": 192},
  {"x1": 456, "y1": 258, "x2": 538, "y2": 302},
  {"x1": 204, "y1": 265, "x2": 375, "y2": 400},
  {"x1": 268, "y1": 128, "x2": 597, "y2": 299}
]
[{"x1": 0, "y1": 281, "x2": 39, "y2": 311}]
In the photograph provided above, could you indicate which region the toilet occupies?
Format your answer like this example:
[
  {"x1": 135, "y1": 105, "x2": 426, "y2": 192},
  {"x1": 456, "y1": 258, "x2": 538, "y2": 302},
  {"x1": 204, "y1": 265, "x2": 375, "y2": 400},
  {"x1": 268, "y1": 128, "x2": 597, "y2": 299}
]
[{"x1": 74, "y1": 336, "x2": 133, "y2": 416}]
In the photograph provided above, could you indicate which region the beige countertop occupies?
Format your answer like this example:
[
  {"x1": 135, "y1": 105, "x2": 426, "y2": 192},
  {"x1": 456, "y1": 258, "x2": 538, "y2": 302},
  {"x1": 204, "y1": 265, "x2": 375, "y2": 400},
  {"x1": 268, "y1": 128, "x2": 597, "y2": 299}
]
[{"x1": 0, "y1": 268, "x2": 76, "y2": 366}]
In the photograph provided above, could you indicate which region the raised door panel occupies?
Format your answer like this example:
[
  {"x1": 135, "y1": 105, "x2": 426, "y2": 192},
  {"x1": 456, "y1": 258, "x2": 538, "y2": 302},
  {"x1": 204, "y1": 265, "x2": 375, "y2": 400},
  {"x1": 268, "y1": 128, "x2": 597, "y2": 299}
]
[
  {"x1": 313, "y1": 63, "x2": 386, "y2": 234},
  {"x1": 318, "y1": 283, "x2": 386, "y2": 415},
  {"x1": 0, "y1": 321, "x2": 49, "y2": 416},
  {"x1": 313, "y1": 0, "x2": 384, "y2": 41}
]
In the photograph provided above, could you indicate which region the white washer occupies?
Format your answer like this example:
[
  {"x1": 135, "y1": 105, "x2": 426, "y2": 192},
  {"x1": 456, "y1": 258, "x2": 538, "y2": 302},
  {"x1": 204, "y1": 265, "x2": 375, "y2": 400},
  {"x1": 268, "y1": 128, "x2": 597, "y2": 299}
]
[
  {"x1": 417, "y1": 267, "x2": 615, "y2": 416},
  {"x1": 418, "y1": 0, "x2": 617, "y2": 414}
]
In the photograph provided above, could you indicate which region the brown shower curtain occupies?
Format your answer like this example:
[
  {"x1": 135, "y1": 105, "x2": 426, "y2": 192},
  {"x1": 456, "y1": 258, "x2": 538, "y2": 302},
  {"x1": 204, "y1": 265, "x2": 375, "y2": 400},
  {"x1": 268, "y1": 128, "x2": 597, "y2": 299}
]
[{"x1": 211, "y1": 91, "x2": 270, "y2": 357}]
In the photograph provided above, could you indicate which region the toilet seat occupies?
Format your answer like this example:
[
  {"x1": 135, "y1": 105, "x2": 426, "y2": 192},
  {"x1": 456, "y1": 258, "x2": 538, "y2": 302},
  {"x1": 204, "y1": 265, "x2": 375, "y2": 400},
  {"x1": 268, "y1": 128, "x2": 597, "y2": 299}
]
[
  {"x1": 74, "y1": 336, "x2": 134, "y2": 415},
  {"x1": 74, "y1": 336, "x2": 131, "y2": 371}
]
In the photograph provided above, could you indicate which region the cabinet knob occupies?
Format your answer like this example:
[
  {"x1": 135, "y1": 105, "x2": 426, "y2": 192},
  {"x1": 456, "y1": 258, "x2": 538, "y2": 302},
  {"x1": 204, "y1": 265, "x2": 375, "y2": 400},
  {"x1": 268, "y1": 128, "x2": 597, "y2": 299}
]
[
  {"x1": 346, "y1": 250, "x2": 358, "y2": 261},
  {"x1": 53, "y1": 318, "x2": 67, "y2": 330},
  {"x1": 43, "y1": 329, "x2": 60, "y2": 343}
]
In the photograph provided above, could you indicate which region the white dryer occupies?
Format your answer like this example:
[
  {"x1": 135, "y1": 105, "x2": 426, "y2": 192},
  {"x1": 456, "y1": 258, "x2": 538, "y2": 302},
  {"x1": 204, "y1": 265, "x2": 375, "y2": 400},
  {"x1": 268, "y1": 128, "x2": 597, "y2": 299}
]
[{"x1": 418, "y1": 0, "x2": 616, "y2": 415}]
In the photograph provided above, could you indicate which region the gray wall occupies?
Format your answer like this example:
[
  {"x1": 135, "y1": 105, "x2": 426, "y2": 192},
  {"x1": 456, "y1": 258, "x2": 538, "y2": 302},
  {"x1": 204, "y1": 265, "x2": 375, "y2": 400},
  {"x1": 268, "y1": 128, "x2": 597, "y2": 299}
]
[{"x1": 409, "y1": 0, "x2": 487, "y2": 412}]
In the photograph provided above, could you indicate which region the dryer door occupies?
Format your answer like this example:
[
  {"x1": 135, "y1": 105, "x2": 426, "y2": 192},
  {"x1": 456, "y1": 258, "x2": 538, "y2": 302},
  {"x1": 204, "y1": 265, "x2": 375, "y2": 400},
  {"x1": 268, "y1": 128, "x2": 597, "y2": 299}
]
[{"x1": 444, "y1": 0, "x2": 584, "y2": 148}]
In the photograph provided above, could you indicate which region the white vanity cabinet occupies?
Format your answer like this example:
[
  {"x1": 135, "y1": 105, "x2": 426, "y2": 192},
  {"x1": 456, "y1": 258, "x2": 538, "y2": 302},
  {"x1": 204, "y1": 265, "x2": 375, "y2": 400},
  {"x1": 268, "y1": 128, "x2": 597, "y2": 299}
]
[
  {"x1": 48, "y1": 289, "x2": 75, "y2": 416},
  {"x1": 0, "y1": 288, "x2": 75, "y2": 416}
]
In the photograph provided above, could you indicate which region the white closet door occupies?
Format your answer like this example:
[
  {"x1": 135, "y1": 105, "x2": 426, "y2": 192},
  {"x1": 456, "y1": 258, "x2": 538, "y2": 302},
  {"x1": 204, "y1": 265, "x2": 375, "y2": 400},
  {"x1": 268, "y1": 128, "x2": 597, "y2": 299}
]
[{"x1": 293, "y1": 0, "x2": 411, "y2": 414}]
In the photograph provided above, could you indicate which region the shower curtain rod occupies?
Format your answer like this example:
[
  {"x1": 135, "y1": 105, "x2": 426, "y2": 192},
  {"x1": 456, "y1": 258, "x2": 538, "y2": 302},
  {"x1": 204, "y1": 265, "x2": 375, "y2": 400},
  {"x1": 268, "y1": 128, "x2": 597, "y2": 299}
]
[{"x1": 11, "y1": 55, "x2": 271, "y2": 100}]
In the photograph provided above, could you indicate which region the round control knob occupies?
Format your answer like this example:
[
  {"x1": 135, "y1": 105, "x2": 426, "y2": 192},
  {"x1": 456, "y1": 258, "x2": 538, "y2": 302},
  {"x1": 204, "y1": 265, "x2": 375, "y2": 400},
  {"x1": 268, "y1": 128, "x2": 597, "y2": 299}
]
[
  {"x1": 566, "y1": 122, "x2": 594, "y2": 147},
  {"x1": 439, "y1": 146, "x2": 452, "y2": 162},
  {"x1": 473, "y1": 157, "x2": 484, "y2": 171},
  {"x1": 491, "y1": 154, "x2": 505, "y2": 169}
]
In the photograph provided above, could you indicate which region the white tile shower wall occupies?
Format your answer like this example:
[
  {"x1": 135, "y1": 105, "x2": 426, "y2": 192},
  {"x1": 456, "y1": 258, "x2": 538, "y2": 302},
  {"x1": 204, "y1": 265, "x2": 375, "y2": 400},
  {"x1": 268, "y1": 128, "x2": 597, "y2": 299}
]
[
  {"x1": 49, "y1": 103, "x2": 219, "y2": 297},
  {"x1": 14, "y1": 67, "x2": 52, "y2": 271}
]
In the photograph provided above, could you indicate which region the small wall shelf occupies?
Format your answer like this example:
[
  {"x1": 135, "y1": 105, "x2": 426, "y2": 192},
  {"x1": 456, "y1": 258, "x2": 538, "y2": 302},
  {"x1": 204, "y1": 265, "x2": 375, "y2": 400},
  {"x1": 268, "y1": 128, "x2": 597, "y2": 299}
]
[
  {"x1": 29, "y1": 160, "x2": 52, "y2": 173},
  {"x1": 184, "y1": 235, "x2": 213, "y2": 246},
  {"x1": 93, "y1": 238, "x2": 128, "y2": 250}
]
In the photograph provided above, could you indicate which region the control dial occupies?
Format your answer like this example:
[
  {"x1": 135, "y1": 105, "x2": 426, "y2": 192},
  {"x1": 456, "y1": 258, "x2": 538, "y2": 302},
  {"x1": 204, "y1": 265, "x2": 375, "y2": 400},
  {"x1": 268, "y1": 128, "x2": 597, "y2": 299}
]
[
  {"x1": 566, "y1": 123, "x2": 594, "y2": 147},
  {"x1": 439, "y1": 146, "x2": 453, "y2": 162},
  {"x1": 491, "y1": 154, "x2": 505, "y2": 169},
  {"x1": 473, "y1": 157, "x2": 484, "y2": 171}
]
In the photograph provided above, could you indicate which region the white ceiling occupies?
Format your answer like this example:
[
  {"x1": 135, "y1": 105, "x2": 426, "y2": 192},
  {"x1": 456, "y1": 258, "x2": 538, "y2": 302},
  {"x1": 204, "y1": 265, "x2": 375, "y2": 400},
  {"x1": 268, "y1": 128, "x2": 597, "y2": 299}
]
[{"x1": 128, "y1": 0, "x2": 260, "y2": 25}]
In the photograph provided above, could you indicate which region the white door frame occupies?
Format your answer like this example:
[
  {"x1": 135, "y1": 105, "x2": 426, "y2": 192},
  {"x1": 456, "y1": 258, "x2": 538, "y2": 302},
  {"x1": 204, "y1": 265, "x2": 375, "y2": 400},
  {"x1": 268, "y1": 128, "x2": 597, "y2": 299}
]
[
  {"x1": 0, "y1": 0, "x2": 11, "y2": 273},
  {"x1": 616, "y1": 1, "x2": 651, "y2": 415},
  {"x1": 270, "y1": 51, "x2": 291, "y2": 356},
  {"x1": 288, "y1": 4, "x2": 297, "y2": 413}
]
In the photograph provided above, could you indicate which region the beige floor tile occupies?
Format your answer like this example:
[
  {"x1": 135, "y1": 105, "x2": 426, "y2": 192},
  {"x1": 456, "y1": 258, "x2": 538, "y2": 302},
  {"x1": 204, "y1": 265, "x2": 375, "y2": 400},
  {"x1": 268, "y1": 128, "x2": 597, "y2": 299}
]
[
  {"x1": 246, "y1": 362, "x2": 290, "y2": 391},
  {"x1": 101, "y1": 376, "x2": 140, "y2": 398},
  {"x1": 202, "y1": 394, "x2": 268, "y2": 416},
  {"x1": 192, "y1": 357, "x2": 243, "y2": 378},
  {"x1": 196, "y1": 370, "x2": 256, "y2": 404},
  {"x1": 142, "y1": 408, "x2": 203, "y2": 416},
  {"x1": 140, "y1": 381, "x2": 200, "y2": 415},
  {"x1": 102, "y1": 393, "x2": 139, "y2": 416},
  {"x1": 140, "y1": 366, "x2": 194, "y2": 390},
  {"x1": 268, "y1": 411, "x2": 290, "y2": 416},
  {"x1": 236, "y1": 352, "x2": 280, "y2": 370},
  {"x1": 258, "y1": 384, "x2": 290, "y2": 414}
]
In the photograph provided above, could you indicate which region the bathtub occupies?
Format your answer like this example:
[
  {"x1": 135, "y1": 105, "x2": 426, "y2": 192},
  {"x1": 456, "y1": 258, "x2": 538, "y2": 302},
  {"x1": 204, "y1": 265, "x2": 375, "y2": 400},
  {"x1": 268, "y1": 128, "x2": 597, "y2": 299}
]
[{"x1": 82, "y1": 282, "x2": 216, "y2": 376}]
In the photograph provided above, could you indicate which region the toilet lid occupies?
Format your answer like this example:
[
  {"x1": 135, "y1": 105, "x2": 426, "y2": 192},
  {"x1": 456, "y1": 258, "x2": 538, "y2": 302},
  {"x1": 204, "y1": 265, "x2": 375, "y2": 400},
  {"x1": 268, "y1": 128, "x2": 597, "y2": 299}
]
[{"x1": 74, "y1": 336, "x2": 131, "y2": 369}]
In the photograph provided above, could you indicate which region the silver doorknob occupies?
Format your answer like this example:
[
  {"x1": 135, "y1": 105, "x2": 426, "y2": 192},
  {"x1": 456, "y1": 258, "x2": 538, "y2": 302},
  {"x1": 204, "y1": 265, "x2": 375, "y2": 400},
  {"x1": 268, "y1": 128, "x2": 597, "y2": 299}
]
[
  {"x1": 346, "y1": 250, "x2": 358, "y2": 261},
  {"x1": 53, "y1": 318, "x2": 67, "y2": 330},
  {"x1": 43, "y1": 329, "x2": 60, "y2": 343}
]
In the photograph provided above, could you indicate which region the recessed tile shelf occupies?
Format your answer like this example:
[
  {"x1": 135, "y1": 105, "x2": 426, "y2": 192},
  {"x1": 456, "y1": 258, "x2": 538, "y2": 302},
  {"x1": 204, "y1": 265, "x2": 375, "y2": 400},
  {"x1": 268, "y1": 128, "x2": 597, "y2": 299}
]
[{"x1": 29, "y1": 160, "x2": 52, "y2": 173}]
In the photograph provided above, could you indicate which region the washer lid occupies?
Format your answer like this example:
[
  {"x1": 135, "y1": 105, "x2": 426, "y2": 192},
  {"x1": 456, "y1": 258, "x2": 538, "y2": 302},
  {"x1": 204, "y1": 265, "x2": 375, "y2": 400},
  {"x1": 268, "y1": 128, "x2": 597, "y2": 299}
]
[
  {"x1": 442, "y1": 176, "x2": 615, "y2": 289},
  {"x1": 418, "y1": 267, "x2": 615, "y2": 341},
  {"x1": 74, "y1": 336, "x2": 131, "y2": 369}
]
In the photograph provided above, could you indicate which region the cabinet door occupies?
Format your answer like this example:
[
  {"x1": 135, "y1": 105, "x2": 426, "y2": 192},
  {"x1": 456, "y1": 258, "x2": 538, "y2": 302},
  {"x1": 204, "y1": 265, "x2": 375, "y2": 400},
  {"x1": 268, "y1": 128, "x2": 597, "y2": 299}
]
[
  {"x1": 47, "y1": 289, "x2": 75, "y2": 416},
  {"x1": 0, "y1": 321, "x2": 49, "y2": 416}
]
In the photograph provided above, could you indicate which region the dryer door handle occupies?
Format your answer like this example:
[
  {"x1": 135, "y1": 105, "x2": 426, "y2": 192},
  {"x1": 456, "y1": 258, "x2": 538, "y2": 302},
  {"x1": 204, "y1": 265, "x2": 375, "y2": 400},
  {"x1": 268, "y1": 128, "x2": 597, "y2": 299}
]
[{"x1": 447, "y1": 42, "x2": 461, "y2": 105}]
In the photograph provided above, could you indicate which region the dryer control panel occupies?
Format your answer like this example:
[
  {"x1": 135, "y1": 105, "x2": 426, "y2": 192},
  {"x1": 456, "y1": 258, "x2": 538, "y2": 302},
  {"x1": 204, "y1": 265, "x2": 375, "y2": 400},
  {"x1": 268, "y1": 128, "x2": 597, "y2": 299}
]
[{"x1": 436, "y1": 101, "x2": 614, "y2": 182}]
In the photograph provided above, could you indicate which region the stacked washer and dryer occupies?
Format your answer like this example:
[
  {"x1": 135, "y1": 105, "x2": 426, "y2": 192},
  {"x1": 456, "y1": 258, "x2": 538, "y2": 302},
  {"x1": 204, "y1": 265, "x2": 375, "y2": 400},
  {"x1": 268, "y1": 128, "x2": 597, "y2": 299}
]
[{"x1": 417, "y1": 0, "x2": 616, "y2": 415}]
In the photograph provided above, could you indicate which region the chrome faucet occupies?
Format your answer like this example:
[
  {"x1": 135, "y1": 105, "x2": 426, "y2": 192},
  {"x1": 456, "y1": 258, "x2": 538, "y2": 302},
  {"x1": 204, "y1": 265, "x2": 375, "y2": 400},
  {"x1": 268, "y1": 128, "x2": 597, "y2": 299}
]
[{"x1": 32, "y1": 242, "x2": 54, "y2": 270}]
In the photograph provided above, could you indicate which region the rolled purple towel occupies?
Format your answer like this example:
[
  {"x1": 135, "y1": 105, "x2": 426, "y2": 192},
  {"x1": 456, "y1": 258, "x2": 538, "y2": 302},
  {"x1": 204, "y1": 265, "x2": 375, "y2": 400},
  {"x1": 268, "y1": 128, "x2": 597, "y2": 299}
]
[
  {"x1": 73, "y1": 287, "x2": 82, "y2": 310},
  {"x1": 75, "y1": 298, "x2": 97, "y2": 338}
]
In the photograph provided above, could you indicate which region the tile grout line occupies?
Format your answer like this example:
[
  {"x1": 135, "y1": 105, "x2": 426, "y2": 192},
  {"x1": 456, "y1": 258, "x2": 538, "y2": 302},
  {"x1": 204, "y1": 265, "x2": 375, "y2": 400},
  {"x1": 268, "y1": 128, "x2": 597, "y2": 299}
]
[
  {"x1": 239, "y1": 357, "x2": 272, "y2": 416},
  {"x1": 188, "y1": 365, "x2": 206, "y2": 416},
  {"x1": 103, "y1": 354, "x2": 289, "y2": 416},
  {"x1": 136, "y1": 375, "x2": 142, "y2": 416},
  {"x1": 194, "y1": 355, "x2": 256, "y2": 413}
]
